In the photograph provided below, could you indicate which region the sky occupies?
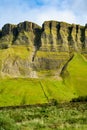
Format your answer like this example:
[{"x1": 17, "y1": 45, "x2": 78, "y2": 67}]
[{"x1": 0, "y1": 0, "x2": 87, "y2": 29}]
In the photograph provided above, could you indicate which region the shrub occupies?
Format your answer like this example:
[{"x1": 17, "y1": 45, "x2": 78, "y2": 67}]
[
  {"x1": 10, "y1": 111, "x2": 26, "y2": 122},
  {"x1": 49, "y1": 99, "x2": 58, "y2": 106},
  {"x1": 71, "y1": 96, "x2": 87, "y2": 102},
  {"x1": 0, "y1": 113, "x2": 19, "y2": 130}
]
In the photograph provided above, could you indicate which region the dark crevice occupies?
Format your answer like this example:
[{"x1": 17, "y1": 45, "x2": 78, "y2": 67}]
[
  {"x1": 12, "y1": 27, "x2": 19, "y2": 44},
  {"x1": 68, "y1": 26, "x2": 73, "y2": 45},
  {"x1": 32, "y1": 27, "x2": 42, "y2": 62},
  {"x1": 57, "y1": 23, "x2": 63, "y2": 44},
  {"x1": 57, "y1": 23, "x2": 60, "y2": 37},
  {"x1": 0, "y1": 31, "x2": 2, "y2": 38},
  {"x1": 50, "y1": 22, "x2": 54, "y2": 44},
  {"x1": 76, "y1": 25, "x2": 79, "y2": 41},
  {"x1": 80, "y1": 28, "x2": 85, "y2": 49},
  {"x1": 49, "y1": 22, "x2": 52, "y2": 34},
  {"x1": 76, "y1": 25, "x2": 78, "y2": 34},
  {"x1": 34, "y1": 28, "x2": 42, "y2": 49}
]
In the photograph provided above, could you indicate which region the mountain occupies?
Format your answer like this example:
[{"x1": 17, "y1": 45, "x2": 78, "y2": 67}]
[
  {"x1": 0, "y1": 20, "x2": 87, "y2": 106},
  {"x1": 0, "y1": 20, "x2": 87, "y2": 78}
]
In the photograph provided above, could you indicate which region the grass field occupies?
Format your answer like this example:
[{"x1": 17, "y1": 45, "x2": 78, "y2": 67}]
[
  {"x1": 0, "y1": 78, "x2": 74, "y2": 106},
  {"x1": 0, "y1": 102, "x2": 87, "y2": 130}
]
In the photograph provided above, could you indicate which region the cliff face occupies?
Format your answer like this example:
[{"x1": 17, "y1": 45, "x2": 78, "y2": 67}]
[
  {"x1": 41, "y1": 21, "x2": 86, "y2": 52},
  {"x1": 0, "y1": 21, "x2": 41, "y2": 48},
  {"x1": 0, "y1": 20, "x2": 86, "y2": 78},
  {"x1": 0, "y1": 20, "x2": 86, "y2": 51}
]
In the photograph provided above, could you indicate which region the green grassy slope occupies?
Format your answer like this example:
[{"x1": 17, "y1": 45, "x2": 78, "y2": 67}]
[
  {"x1": 0, "y1": 78, "x2": 74, "y2": 106},
  {"x1": 0, "y1": 53, "x2": 87, "y2": 106},
  {"x1": 0, "y1": 45, "x2": 33, "y2": 60},
  {"x1": 0, "y1": 78, "x2": 47, "y2": 106},
  {"x1": 64, "y1": 53, "x2": 87, "y2": 97}
]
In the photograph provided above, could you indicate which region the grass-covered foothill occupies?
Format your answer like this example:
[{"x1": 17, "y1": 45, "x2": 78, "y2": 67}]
[
  {"x1": 0, "y1": 102, "x2": 87, "y2": 130},
  {"x1": 0, "y1": 53, "x2": 87, "y2": 106}
]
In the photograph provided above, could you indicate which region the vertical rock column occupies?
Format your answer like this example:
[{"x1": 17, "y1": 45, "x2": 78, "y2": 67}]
[
  {"x1": 68, "y1": 24, "x2": 85, "y2": 52},
  {"x1": 85, "y1": 24, "x2": 87, "y2": 50},
  {"x1": 76, "y1": 25, "x2": 82, "y2": 50},
  {"x1": 58, "y1": 22, "x2": 70, "y2": 52},
  {"x1": 41, "y1": 21, "x2": 51, "y2": 51},
  {"x1": 70, "y1": 24, "x2": 78, "y2": 51},
  {"x1": 50, "y1": 21, "x2": 59, "y2": 51}
]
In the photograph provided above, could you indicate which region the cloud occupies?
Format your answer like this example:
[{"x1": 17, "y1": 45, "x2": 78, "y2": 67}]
[
  {"x1": 71, "y1": 0, "x2": 87, "y2": 11},
  {"x1": 32, "y1": 7, "x2": 76, "y2": 25},
  {"x1": 0, "y1": 0, "x2": 87, "y2": 29},
  {"x1": 68, "y1": 0, "x2": 87, "y2": 25}
]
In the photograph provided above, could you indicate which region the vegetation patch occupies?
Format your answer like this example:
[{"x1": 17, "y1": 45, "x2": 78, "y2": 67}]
[{"x1": 0, "y1": 102, "x2": 87, "y2": 130}]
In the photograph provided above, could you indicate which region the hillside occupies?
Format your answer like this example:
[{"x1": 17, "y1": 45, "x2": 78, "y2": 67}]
[
  {"x1": 0, "y1": 20, "x2": 87, "y2": 106},
  {"x1": 0, "y1": 53, "x2": 87, "y2": 106}
]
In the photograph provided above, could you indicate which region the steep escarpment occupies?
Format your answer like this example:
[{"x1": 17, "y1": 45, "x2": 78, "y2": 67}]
[
  {"x1": 0, "y1": 20, "x2": 87, "y2": 51},
  {"x1": 41, "y1": 21, "x2": 86, "y2": 52},
  {"x1": 0, "y1": 21, "x2": 41, "y2": 49},
  {"x1": 0, "y1": 20, "x2": 87, "y2": 78}
]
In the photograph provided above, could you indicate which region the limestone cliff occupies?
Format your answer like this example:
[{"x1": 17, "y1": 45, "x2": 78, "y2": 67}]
[
  {"x1": 0, "y1": 20, "x2": 86, "y2": 78},
  {"x1": 41, "y1": 21, "x2": 86, "y2": 52}
]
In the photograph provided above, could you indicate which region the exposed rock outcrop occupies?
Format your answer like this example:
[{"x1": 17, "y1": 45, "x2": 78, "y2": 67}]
[
  {"x1": 2, "y1": 24, "x2": 16, "y2": 36},
  {"x1": 0, "y1": 20, "x2": 86, "y2": 51},
  {"x1": 40, "y1": 21, "x2": 86, "y2": 52}
]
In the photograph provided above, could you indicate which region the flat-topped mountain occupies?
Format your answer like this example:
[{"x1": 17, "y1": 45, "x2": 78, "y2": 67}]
[{"x1": 0, "y1": 20, "x2": 87, "y2": 78}]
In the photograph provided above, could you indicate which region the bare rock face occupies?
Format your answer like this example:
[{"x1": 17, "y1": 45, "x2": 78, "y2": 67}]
[
  {"x1": 13, "y1": 21, "x2": 41, "y2": 46},
  {"x1": 41, "y1": 21, "x2": 59, "y2": 51},
  {"x1": 17, "y1": 21, "x2": 41, "y2": 32},
  {"x1": 0, "y1": 21, "x2": 41, "y2": 48},
  {"x1": 0, "y1": 20, "x2": 87, "y2": 78},
  {"x1": 1, "y1": 55, "x2": 38, "y2": 78},
  {"x1": 0, "y1": 24, "x2": 16, "y2": 49},
  {"x1": 85, "y1": 24, "x2": 87, "y2": 50},
  {"x1": 0, "y1": 20, "x2": 86, "y2": 51},
  {"x1": 40, "y1": 21, "x2": 86, "y2": 52},
  {"x1": 2, "y1": 24, "x2": 16, "y2": 36}
]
